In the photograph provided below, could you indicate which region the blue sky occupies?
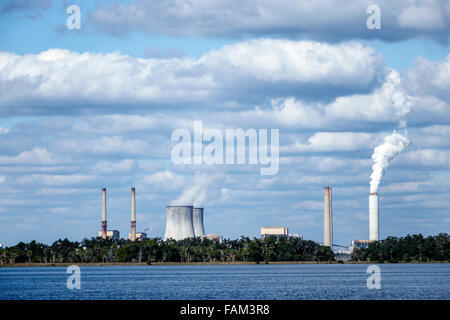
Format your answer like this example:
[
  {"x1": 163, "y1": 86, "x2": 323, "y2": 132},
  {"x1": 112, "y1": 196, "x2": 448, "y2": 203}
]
[{"x1": 0, "y1": 0, "x2": 449, "y2": 246}]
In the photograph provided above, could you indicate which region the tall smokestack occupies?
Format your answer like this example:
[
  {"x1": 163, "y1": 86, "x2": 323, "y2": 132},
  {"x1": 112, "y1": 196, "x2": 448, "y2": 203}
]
[
  {"x1": 323, "y1": 186, "x2": 333, "y2": 247},
  {"x1": 130, "y1": 187, "x2": 136, "y2": 241},
  {"x1": 101, "y1": 188, "x2": 107, "y2": 239},
  {"x1": 193, "y1": 207, "x2": 205, "y2": 237},
  {"x1": 369, "y1": 193, "x2": 379, "y2": 241}
]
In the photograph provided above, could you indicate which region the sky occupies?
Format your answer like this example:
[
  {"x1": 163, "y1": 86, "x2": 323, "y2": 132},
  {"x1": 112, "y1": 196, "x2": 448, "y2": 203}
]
[{"x1": 0, "y1": 0, "x2": 449, "y2": 247}]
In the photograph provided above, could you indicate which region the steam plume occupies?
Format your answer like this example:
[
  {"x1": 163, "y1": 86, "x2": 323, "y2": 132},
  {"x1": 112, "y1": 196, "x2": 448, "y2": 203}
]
[
  {"x1": 171, "y1": 172, "x2": 222, "y2": 207},
  {"x1": 370, "y1": 130, "x2": 410, "y2": 193}
]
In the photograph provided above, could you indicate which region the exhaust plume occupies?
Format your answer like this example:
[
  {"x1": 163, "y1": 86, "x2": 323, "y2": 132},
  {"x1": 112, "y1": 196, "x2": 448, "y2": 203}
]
[
  {"x1": 370, "y1": 130, "x2": 410, "y2": 193},
  {"x1": 171, "y1": 172, "x2": 223, "y2": 207}
]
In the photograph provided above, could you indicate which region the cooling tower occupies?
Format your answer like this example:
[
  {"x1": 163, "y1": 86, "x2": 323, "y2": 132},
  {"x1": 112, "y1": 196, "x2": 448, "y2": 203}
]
[
  {"x1": 323, "y1": 186, "x2": 333, "y2": 247},
  {"x1": 369, "y1": 193, "x2": 379, "y2": 241},
  {"x1": 101, "y1": 188, "x2": 107, "y2": 239},
  {"x1": 164, "y1": 206, "x2": 195, "y2": 241},
  {"x1": 192, "y1": 207, "x2": 206, "y2": 237},
  {"x1": 130, "y1": 187, "x2": 136, "y2": 241}
]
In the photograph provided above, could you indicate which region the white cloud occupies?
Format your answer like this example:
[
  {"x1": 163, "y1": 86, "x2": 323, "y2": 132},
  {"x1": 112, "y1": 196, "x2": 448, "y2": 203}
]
[
  {"x1": 143, "y1": 170, "x2": 186, "y2": 191},
  {"x1": 0, "y1": 147, "x2": 57, "y2": 165},
  {"x1": 92, "y1": 159, "x2": 135, "y2": 173},
  {"x1": 404, "y1": 54, "x2": 450, "y2": 102},
  {"x1": 91, "y1": 0, "x2": 450, "y2": 41},
  {"x1": 72, "y1": 114, "x2": 190, "y2": 135},
  {"x1": 0, "y1": 126, "x2": 9, "y2": 134},
  {"x1": 398, "y1": 4, "x2": 447, "y2": 30},
  {"x1": 326, "y1": 70, "x2": 413, "y2": 122},
  {"x1": 401, "y1": 149, "x2": 450, "y2": 167},
  {"x1": 0, "y1": 40, "x2": 384, "y2": 111},
  {"x1": 17, "y1": 174, "x2": 93, "y2": 186},
  {"x1": 292, "y1": 200, "x2": 322, "y2": 210},
  {"x1": 238, "y1": 70, "x2": 412, "y2": 129},
  {"x1": 409, "y1": 125, "x2": 450, "y2": 148},
  {"x1": 57, "y1": 136, "x2": 150, "y2": 155},
  {"x1": 282, "y1": 132, "x2": 376, "y2": 152}
]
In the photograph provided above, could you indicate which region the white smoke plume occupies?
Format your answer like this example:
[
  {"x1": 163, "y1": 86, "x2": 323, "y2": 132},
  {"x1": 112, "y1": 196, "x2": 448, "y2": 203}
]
[
  {"x1": 369, "y1": 69, "x2": 414, "y2": 193},
  {"x1": 370, "y1": 130, "x2": 410, "y2": 193},
  {"x1": 171, "y1": 172, "x2": 223, "y2": 207}
]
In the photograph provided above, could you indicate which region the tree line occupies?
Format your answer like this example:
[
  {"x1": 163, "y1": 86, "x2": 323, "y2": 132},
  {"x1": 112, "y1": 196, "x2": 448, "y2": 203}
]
[
  {"x1": 0, "y1": 236, "x2": 335, "y2": 264},
  {"x1": 351, "y1": 233, "x2": 450, "y2": 262}
]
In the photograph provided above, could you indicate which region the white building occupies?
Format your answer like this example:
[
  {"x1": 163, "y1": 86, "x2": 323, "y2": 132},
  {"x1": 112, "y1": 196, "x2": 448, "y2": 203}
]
[
  {"x1": 98, "y1": 230, "x2": 120, "y2": 241},
  {"x1": 261, "y1": 227, "x2": 289, "y2": 239},
  {"x1": 128, "y1": 232, "x2": 148, "y2": 241},
  {"x1": 202, "y1": 234, "x2": 223, "y2": 243}
]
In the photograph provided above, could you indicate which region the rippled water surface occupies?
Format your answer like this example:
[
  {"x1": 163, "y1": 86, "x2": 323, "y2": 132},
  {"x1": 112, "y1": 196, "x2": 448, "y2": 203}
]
[{"x1": 0, "y1": 264, "x2": 449, "y2": 300}]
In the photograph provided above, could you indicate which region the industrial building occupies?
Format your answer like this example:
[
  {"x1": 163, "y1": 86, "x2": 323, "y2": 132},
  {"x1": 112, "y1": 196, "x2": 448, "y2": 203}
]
[
  {"x1": 98, "y1": 230, "x2": 120, "y2": 241},
  {"x1": 98, "y1": 187, "x2": 149, "y2": 241},
  {"x1": 261, "y1": 227, "x2": 289, "y2": 239},
  {"x1": 129, "y1": 232, "x2": 148, "y2": 241},
  {"x1": 202, "y1": 234, "x2": 223, "y2": 243},
  {"x1": 350, "y1": 240, "x2": 375, "y2": 250}
]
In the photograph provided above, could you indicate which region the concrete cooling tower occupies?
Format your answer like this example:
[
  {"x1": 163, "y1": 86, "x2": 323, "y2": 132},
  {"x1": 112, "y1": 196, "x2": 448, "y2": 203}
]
[
  {"x1": 164, "y1": 206, "x2": 195, "y2": 241},
  {"x1": 192, "y1": 207, "x2": 206, "y2": 237},
  {"x1": 369, "y1": 193, "x2": 379, "y2": 241}
]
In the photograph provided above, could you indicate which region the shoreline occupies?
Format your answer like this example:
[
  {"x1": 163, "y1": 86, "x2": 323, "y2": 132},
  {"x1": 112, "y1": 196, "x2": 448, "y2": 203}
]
[{"x1": 1, "y1": 260, "x2": 447, "y2": 267}]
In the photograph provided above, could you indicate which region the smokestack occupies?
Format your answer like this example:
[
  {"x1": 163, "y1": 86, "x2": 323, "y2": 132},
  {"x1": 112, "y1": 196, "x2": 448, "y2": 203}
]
[
  {"x1": 369, "y1": 193, "x2": 379, "y2": 241},
  {"x1": 164, "y1": 206, "x2": 195, "y2": 241},
  {"x1": 101, "y1": 188, "x2": 107, "y2": 239},
  {"x1": 130, "y1": 187, "x2": 136, "y2": 241},
  {"x1": 323, "y1": 186, "x2": 333, "y2": 247},
  {"x1": 192, "y1": 207, "x2": 206, "y2": 237}
]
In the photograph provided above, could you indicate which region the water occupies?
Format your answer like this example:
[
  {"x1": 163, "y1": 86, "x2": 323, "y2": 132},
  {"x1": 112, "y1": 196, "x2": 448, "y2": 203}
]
[{"x1": 0, "y1": 264, "x2": 449, "y2": 300}]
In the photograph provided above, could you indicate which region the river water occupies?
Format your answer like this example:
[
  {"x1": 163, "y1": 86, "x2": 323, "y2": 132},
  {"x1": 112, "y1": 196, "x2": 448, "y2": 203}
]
[{"x1": 0, "y1": 263, "x2": 448, "y2": 300}]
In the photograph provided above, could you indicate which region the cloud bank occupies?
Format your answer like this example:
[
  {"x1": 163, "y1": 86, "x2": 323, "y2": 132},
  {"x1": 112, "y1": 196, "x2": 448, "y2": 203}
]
[{"x1": 91, "y1": 0, "x2": 450, "y2": 42}]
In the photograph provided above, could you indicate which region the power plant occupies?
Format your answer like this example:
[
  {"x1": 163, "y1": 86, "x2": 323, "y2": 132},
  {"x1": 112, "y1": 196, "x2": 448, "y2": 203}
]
[
  {"x1": 261, "y1": 227, "x2": 289, "y2": 239},
  {"x1": 321, "y1": 186, "x2": 381, "y2": 253},
  {"x1": 98, "y1": 187, "x2": 147, "y2": 241},
  {"x1": 323, "y1": 186, "x2": 333, "y2": 248},
  {"x1": 369, "y1": 192, "x2": 379, "y2": 241},
  {"x1": 96, "y1": 188, "x2": 211, "y2": 242},
  {"x1": 95, "y1": 184, "x2": 379, "y2": 250}
]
